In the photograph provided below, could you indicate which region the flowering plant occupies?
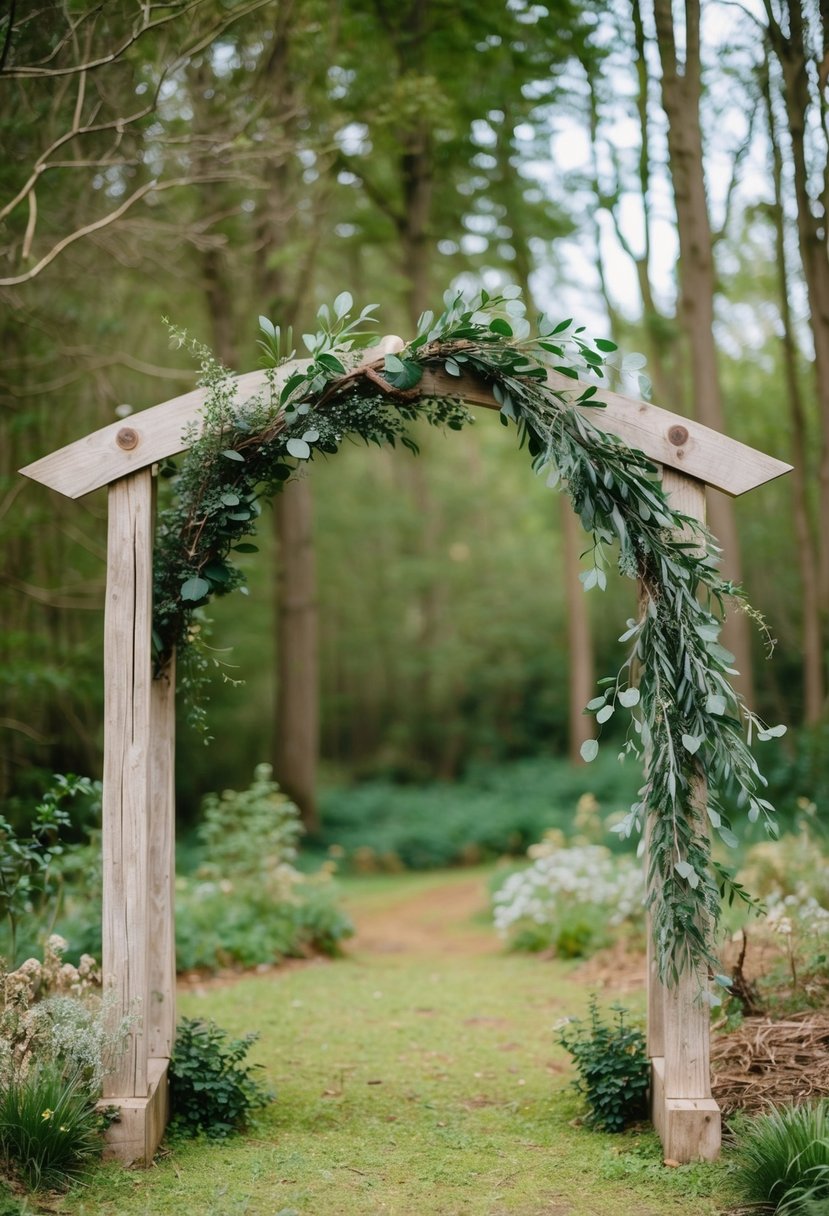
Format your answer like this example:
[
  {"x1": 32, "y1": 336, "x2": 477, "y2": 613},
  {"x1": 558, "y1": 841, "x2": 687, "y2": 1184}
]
[{"x1": 493, "y1": 842, "x2": 645, "y2": 957}]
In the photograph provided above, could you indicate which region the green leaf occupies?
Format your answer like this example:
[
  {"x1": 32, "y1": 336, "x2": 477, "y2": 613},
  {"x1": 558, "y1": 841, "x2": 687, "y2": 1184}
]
[
  {"x1": 316, "y1": 352, "x2": 345, "y2": 375},
  {"x1": 204, "y1": 562, "x2": 232, "y2": 586},
  {"x1": 181, "y1": 576, "x2": 210, "y2": 601},
  {"x1": 233, "y1": 544, "x2": 259, "y2": 553},
  {"x1": 586, "y1": 696, "x2": 606, "y2": 711},
  {"x1": 618, "y1": 688, "x2": 640, "y2": 708},
  {"x1": 258, "y1": 316, "x2": 275, "y2": 338},
  {"x1": 717, "y1": 826, "x2": 739, "y2": 849},
  {"x1": 286, "y1": 438, "x2": 311, "y2": 460},
  {"x1": 489, "y1": 318, "x2": 513, "y2": 337},
  {"x1": 334, "y1": 291, "x2": 353, "y2": 319},
  {"x1": 681, "y1": 734, "x2": 703, "y2": 755},
  {"x1": 705, "y1": 694, "x2": 727, "y2": 716},
  {"x1": 221, "y1": 449, "x2": 244, "y2": 462},
  {"x1": 594, "y1": 338, "x2": 618, "y2": 352},
  {"x1": 596, "y1": 705, "x2": 614, "y2": 724},
  {"x1": 580, "y1": 739, "x2": 599, "y2": 762},
  {"x1": 445, "y1": 357, "x2": 461, "y2": 376},
  {"x1": 674, "y1": 860, "x2": 698, "y2": 888}
]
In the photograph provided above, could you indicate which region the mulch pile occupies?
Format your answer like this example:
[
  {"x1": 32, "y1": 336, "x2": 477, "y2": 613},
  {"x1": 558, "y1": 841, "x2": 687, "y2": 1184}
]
[{"x1": 711, "y1": 1011, "x2": 829, "y2": 1114}]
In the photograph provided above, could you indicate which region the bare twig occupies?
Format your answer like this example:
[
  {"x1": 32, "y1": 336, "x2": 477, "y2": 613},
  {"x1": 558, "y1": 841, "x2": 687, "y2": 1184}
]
[
  {"x1": 0, "y1": 173, "x2": 239, "y2": 287},
  {"x1": 1, "y1": 0, "x2": 209, "y2": 78}
]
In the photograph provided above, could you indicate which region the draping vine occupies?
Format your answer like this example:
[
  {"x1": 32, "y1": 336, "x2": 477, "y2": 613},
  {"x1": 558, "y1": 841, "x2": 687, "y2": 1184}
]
[{"x1": 153, "y1": 288, "x2": 784, "y2": 989}]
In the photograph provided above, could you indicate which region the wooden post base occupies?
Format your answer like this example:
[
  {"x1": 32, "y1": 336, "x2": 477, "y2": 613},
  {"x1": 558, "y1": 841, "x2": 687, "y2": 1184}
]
[
  {"x1": 651, "y1": 1056, "x2": 720, "y2": 1162},
  {"x1": 100, "y1": 1057, "x2": 169, "y2": 1165}
]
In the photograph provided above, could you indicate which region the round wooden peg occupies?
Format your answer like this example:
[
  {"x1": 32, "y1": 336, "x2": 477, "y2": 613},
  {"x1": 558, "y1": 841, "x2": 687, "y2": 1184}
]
[{"x1": 116, "y1": 427, "x2": 140, "y2": 451}]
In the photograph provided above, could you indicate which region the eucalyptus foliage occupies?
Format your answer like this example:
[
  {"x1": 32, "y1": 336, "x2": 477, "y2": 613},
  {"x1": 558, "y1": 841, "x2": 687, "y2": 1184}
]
[{"x1": 153, "y1": 287, "x2": 784, "y2": 987}]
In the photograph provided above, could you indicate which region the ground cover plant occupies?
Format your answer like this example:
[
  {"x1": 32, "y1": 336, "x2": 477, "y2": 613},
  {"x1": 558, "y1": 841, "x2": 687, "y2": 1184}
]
[{"x1": 313, "y1": 754, "x2": 643, "y2": 872}]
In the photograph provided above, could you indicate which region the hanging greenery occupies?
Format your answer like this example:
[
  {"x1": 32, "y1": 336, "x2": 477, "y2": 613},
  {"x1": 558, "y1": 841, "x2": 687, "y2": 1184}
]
[{"x1": 153, "y1": 287, "x2": 784, "y2": 990}]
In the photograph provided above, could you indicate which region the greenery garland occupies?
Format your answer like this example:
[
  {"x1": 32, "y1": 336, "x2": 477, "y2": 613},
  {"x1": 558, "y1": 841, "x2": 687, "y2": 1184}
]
[{"x1": 154, "y1": 287, "x2": 784, "y2": 990}]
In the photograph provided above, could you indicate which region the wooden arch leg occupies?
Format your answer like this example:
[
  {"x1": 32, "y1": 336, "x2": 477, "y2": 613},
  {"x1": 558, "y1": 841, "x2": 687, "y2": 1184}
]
[
  {"x1": 101, "y1": 470, "x2": 171, "y2": 1164},
  {"x1": 645, "y1": 469, "x2": 721, "y2": 1163}
]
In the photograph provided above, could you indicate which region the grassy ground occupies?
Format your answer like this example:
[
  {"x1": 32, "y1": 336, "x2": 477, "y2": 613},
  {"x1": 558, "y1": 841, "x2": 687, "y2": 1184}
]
[{"x1": 59, "y1": 869, "x2": 733, "y2": 1216}]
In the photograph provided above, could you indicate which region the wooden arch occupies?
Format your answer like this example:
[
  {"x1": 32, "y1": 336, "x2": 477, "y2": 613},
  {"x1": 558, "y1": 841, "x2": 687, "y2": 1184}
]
[{"x1": 20, "y1": 338, "x2": 791, "y2": 1166}]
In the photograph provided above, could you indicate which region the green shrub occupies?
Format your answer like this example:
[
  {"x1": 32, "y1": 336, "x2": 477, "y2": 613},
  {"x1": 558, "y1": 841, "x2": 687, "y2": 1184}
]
[
  {"x1": 171, "y1": 766, "x2": 353, "y2": 973},
  {"x1": 316, "y1": 755, "x2": 641, "y2": 872},
  {"x1": 174, "y1": 880, "x2": 352, "y2": 972},
  {"x1": 731, "y1": 1101, "x2": 829, "y2": 1214},
  {"x1": 0, "y1": 1062, "x2": 107, "y2": 1190},
  {"x1": 169, "y1": 1018, "x2": 272, "y2": 1139},
  {"x1": 197, "y1": 764, "x2": 301, "y2": 886},
  {"x1": 556, "y1": 998, "x2": 649, "y2": 1132},
  {"x1": 0, "y1": 774, "x2": 98, "y2": 967}
]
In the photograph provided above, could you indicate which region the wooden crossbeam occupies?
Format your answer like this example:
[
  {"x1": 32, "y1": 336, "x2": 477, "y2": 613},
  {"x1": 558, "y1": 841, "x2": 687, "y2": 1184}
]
[{"x1": 20, "y1": 340, "x2": 791, "y2": 499}]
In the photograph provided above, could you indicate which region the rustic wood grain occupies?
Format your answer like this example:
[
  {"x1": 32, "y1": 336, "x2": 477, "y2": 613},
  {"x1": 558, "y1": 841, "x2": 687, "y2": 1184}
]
[
  {"x1": 147, "y1": 653, "x2": 176, "y2": 1060},
  {"x1": 101, "y1": 470, "x2": 153, "y2": 1099}
]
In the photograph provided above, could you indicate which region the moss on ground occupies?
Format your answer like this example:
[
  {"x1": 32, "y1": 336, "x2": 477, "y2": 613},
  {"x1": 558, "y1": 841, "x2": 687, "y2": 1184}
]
[{"x1": 60, "y1": 870, "x2": 732, "y2": 1216}]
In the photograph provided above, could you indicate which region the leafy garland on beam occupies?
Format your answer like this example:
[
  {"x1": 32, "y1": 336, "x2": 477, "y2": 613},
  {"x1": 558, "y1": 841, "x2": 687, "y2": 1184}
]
[{"x1": 154, "y1": 287, "x2": 785, "y2": 991}]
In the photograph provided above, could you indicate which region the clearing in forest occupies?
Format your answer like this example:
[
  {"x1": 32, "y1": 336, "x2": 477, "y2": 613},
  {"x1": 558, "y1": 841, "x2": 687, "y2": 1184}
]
[{"x1": 62, "y1": 869, "x2": 731, "y2": 1216}]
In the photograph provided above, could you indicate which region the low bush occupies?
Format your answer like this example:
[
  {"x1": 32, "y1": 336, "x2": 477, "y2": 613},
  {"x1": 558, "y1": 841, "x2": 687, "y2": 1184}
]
[
  {"x1": 556, "y1": 998, "x2": 649, "y2": 1132},
  {"x1": 48, "y1": 766, "x2": 354, "y2": 976},
  {"x1": 491, "y1": 837, "x2": 644, "y2": 958},
  {"x1": 174, "y1": 876, "x2": 352, "y2": 971},
  {"x1": 730, "y1": 1101, "x2": 829, "y2": 1214},
  {"x1": 316, "y1": 755, "x2": 641, "y2": 871},
  {"x1": 175, "y1": 765, "x2": 353, "y2": 972},
  {"x1": 169, "y1": 1017, "x2": 272, "y2": 1139}
]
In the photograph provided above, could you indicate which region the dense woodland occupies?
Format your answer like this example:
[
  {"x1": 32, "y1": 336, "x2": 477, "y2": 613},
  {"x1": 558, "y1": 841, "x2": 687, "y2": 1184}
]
[{"x1": 1, "y1": 0, "x2": 827, "y2": 828}]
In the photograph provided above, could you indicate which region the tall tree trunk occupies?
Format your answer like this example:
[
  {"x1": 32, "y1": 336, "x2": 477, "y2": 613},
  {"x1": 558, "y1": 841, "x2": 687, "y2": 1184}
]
[
  {"x1": 628, "y1": 0, "x2": 684, "y2": 408},
  {"x1": 561, "y1": 501, "x2": 596, "y2": 763},
  {"x1": 496, "y1": 112, "x2": 597, "y2": 762},
  {"x1": 763, "y1": 64, "x2": 825, "y2": 722},
  {"x1": 275, "y1": 475, "x2": 320, "y2": 833},
  {"x1": 254, "y1": 3, "x2": 323, "y2": 831},
  {"x1": 764, "y1": 0, "x2": 829, "y2": 618},
  {"x1": 653, "y1": 0, "x2": 755, "y2": 705}
]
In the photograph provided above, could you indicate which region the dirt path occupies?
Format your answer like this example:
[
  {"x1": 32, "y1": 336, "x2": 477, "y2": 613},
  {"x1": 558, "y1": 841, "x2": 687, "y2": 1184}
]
[{"x1": 346, "y1": 871, "x2": 496, "y2": 957}]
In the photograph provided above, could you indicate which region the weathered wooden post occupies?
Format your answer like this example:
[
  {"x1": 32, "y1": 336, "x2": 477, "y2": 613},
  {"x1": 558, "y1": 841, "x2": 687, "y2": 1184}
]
[
  {"x1": 99, "y1": 466, "x2": 172, "y2": 1162},
  {"x1": 646, "y1": 467, "x2": 720, "y2": 1162}
]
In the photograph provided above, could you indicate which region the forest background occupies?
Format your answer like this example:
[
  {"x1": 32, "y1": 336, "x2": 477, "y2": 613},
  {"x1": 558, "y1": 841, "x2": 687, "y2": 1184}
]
[{"x1": 1, "y1": 0, "x2": 825, "y2": 837}]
